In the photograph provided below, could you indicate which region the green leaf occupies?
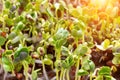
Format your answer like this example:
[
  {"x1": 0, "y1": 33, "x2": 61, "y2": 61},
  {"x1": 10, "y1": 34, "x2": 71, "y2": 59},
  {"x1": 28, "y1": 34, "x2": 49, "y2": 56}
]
[
  {"x1": 53, "y1": 28, "x2": 69, "y2": 48},
  {"x1": 61, "y1": 46, "x2": 69, "y2": 56},
  {"x1": 14, "y1": 63, "x2": 22, "y2": 72},
  {"x1": 53, "y1": 28, "x2": 69, "y2": 40},
  {"x1": 77, "y1": 69, "x2": 89, "y2": 76},
  {"x1": 0, "y1": 36, "x2": 6, "y2": 46},
  {"x1": 5, "y1": 18, "x2": 14, "y2": 26},
  {"x1": 82, "y1": 60, "x2": 95, "y2": 72},
  {"x1": 15, "y1": 22, "x2": 25, "y2": 31},
  {"x1": 112, "y1": 56, "x2": 120, "y2": 65},
  {"x1": 19, "y1": 52, "x2": 28, "y2": 60},
  {"x1": 74, "y1": 44, "x2": 88, "y2": 56},
  {"x1": 11, "y1": 36, "x2": 20, "y2": 44},
  {"x1": 15, "y1": 16, "x2": 26, "y2": 23},
  {"x1": 69, "y1": 7, "x2": 82, "y2": 18},
  {"x1": 43, "y1": 58, "x2": 53, "y2": 65},
  {"x1": 5, "y1": 1, "x2": 11, "y2": 9},
  {"x1": 14, "y1": 47, "x2": 29, "y2": 62},
  {"x1": 56, "y1": 39, "x2": 66, "y2": 49},
  {"x1": 98, "y1": 66, "x2": 111, "y2": 76},
  {"x1": 8, "y1": 32, "x2": 16, "y2": 39},
  {"x1": 55, "y1": 60, "x2": 61, "y2": 70},
  {"x1": 96, "y1": 39, "x2": 112, "y2": 51},
  {"x1": 5, "y1": 50, "x2": 13, "y2": 55},
  {"x1": 62, "y1": 60, "x2": 69, "y2": 69},
  {"x1": 102, "y1": 39, "x2": 110, "y2": 49},
  {"x1": 62, "y1": 55, "x2": 74, "y2": 69},
  {"x1": 80, "y1": 46, "x2": 88, "y2": 56},
  {"x1": 67, "y1": 55, "x2": 74, "y2": 67},
  {"x1": 3, "y1": 64, "x2": 12, "y2": 72},
  {"x1": 105, "y1": 76, "x2": 114, "y2": 80},
  {"x1": 71, "y1": 29, "x2": 82, "y2": 38},
  {"x1": 2, "y1": 56, "x2": 14, "y2": 72},
  {"x1": 88, "y1": 60, "x2": 95, "y2": 72},
  {"x1": 25, "y1": 3, "x2": 33, "y2": 10},
  {"x1": 32, "y1": 69, "x2": 40, "y2": 80}
]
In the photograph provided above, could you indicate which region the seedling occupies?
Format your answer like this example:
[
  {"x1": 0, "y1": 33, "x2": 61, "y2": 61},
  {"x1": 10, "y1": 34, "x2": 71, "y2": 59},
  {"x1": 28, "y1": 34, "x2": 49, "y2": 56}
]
[{"x1": 0, "y1": 0, "x2": 120, "y2": 80}]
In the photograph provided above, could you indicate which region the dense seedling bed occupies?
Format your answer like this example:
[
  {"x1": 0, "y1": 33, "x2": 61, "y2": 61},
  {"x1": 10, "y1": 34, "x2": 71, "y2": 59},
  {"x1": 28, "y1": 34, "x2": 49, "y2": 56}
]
[{"x1": 0, "y1": 0, "x2": 120, "y2": 80}]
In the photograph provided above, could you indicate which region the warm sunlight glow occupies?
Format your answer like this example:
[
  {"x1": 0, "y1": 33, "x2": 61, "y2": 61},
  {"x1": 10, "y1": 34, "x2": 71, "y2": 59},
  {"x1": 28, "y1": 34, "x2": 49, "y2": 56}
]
[{"x1": 90, "y1": 0, "x2": 108, "y2": 8}]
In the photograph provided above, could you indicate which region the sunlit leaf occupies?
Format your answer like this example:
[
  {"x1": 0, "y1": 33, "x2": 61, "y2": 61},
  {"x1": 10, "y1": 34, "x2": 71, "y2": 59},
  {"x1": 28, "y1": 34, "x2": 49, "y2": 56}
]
[
  {"x1": 71, "y1": 29, "x2": 82, "y2": 38},
  {"x1": 102, "y1": 39, "x2": 110, "y2": 49},
  {"x1": 96, "y1": 39, "x2": 112, "y2": 51},
  {"x1": 98, "y1": 66, "x2": 111, "y2": 76}
]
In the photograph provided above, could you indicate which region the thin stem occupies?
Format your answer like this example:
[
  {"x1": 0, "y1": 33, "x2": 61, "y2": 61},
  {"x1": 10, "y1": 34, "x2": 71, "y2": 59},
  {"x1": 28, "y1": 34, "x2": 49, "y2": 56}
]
[
  {"x1": 22, "y1": 61, "x2": 28, "y2": 80},
  {"x1": 60, "y1": 68, "x2": 64, "y2": 80},
  {"x1": 63, "y1": 69, "x2": 66, "y2": 80},
  {"x1": 41, "y1": 57, "x2": 49, "y2": 80},
  {"x1": 82, "y1": 34, "x2": 85, "y2": 43},
  {"x1": 75, "y1": 58, "x2": 80, "y2": 80},
  {"x1": 66, "y1": 69, "x2": 70, "y2": 80},
  {"x1": 56, "y1": 48, "x2": 61, "y2": 80},
  {"x1": 56, "y1": 48, "x2": 61, "y2": 60},
  {"x1": 3, "y1": 71, "x2": 7, "y2": 80},
  {"x1": 55, "y1": 9, "x2": 58, "y2": 20},
  {"x1": 75, "y1": 38, "x2": 78, "y2": 47},
  {"x1": 56, "y1": 69, "x2": 59, "y2": 80},
  {"x1": 90, "y1": 72, "x2": 92, "y2": 80},
  {"x1": 28, "y1": 73, "x2": 32, "y2": 80},
  {"x1": 5, "y1": 40, "x2": 11, "y2": 50}
]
